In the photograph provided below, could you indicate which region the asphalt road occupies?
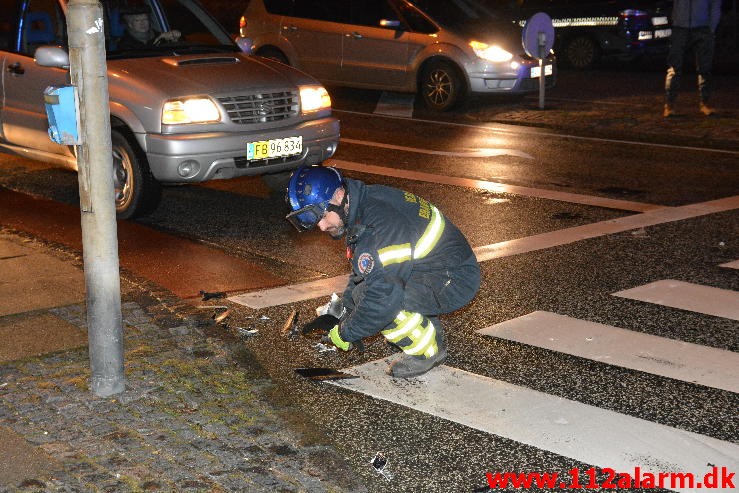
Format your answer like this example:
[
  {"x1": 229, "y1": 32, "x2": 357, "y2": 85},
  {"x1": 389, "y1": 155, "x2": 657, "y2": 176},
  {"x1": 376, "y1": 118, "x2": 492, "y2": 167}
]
[{"x1": 1, "y1": 68, "x2": 737, "y2": 492}]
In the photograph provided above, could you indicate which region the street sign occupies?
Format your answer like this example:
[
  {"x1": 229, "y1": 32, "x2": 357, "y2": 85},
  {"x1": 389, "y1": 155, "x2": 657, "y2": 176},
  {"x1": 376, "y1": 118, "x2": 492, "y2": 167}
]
[{"x1": 522, "y1": 12, "x2": 555, "y2": 109}]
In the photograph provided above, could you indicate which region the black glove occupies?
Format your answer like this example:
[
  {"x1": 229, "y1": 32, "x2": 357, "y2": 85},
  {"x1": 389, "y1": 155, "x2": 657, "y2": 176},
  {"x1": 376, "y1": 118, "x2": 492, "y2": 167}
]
[{"x1": 301, "y1": 314, "x2": 339, "y2": 336}]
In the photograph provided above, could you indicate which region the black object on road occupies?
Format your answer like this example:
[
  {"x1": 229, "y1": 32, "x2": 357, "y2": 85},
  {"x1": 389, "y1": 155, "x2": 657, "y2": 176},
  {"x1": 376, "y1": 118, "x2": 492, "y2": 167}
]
[{"x1": 294, "y1": 367, "x2": 358, "y2": 380}]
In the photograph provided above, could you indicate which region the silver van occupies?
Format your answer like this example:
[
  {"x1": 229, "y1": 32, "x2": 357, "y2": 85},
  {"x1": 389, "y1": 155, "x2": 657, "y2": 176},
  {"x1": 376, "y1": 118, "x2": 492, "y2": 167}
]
[
  {"x1": 0, "y1": 0, "x2": 339, "y2": 218},
  {"x1": 239, "y1": 0, "x2": 556, "y2": 111}
]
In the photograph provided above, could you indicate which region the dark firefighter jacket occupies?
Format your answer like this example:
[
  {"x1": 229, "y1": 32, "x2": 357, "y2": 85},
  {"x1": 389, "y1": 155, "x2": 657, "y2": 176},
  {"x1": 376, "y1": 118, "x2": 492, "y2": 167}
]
[{"x1": 338, "y1": 178, "x2": 477, "y2": 343}]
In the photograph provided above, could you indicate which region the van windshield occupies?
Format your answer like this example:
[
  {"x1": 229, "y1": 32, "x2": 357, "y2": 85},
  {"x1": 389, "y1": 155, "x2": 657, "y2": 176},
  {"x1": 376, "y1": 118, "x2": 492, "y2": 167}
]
[
  {"x1": 408, "y1": 0, "x2": 503, "y2": 26},
  {"x1": 96, "y1": 0, "x2": 238, "y2": 57}
]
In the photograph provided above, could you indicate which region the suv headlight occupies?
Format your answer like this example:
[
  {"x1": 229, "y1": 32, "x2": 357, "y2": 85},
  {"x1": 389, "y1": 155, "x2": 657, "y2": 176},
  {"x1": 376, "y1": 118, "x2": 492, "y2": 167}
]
[
  {"x1": 162, "y1": 97, "x2": 220, "y2": 124},
  {"x1": 470, "y1": 41, "x2": 513, "y2": 62},
  {"x1": 299, "y1": 85, "x2": 331, "y2": 113}
]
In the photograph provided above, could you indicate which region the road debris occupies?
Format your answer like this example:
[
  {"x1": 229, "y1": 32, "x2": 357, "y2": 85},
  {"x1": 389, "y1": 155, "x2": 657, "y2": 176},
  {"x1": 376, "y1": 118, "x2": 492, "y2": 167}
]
[
  {"x1": 294, "y1": 368, "x2": 358, "y2": 381},
  {"x1": 212, "y1": 309, "x2": 230, "y2": 324},
  {"x1": 281, "y1": 309, "x2": 300, "y2": 338},
  {"x1": 370, "y1": 452, "x2": 393, "y2": 480},
  {"x1": 236, "y1": 327, "x2": 258, "y2": 337},
  {"x1": 314, "y1": 343, "x2": 336, "y2": 353},
  {"x1": 199, "y1": 290, "x2": 226, "y2": 301}
]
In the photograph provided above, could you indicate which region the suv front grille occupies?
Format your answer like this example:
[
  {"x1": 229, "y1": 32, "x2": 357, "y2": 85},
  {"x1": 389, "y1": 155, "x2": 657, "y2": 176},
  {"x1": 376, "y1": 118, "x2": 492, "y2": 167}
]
[{"x1": 218, "y1": 91, "x2": 299, "y2": 124}]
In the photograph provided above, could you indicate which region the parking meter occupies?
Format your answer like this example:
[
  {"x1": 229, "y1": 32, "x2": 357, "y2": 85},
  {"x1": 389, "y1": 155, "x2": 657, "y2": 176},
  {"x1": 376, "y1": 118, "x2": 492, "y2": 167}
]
[{"x1": 43, "y1": 85, "x2": 81, "y2": 145}]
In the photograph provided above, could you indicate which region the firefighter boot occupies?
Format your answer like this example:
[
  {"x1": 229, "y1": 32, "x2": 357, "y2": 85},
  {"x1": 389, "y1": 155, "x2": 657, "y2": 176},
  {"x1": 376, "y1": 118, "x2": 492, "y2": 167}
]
[
  {"x1": 663, "y1": 103, "x2": 675, "y2": 118},
  {"x1": 699, "y1": 102, "x2": 715, "y2": 116},
  {"x1": 389, "y1": 317, "x2": 446, "y2": 379}
]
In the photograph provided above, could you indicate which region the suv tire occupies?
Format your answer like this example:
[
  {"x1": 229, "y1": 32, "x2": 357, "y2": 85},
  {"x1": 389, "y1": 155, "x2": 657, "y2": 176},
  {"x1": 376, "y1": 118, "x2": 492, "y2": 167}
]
[
  {"x1": 563, "y1": 35, "x2": 599, "y2": 69},
  {"x1": 112, "y1": 129, "x2": 162, "y2": 220},
  {"x1": 420, "y1": 60, "x2": 466, "y2": 111}
]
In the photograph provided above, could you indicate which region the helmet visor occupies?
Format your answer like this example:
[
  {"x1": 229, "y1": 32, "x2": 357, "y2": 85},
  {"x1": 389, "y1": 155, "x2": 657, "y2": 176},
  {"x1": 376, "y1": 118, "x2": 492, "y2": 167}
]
[{"x1": 286, "y1": 203, "x2": 326, "y2": 231}]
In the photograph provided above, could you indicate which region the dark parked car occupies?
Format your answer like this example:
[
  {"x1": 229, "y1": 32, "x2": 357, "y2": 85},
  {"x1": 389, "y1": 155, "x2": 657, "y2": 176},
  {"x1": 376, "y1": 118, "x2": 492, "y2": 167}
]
[
  {"x1": 0, "y1": 0, "x2": 339, "y2": 219},
  {"x1": 487, "y1": 0, "x2": 672, "y2": 69}
]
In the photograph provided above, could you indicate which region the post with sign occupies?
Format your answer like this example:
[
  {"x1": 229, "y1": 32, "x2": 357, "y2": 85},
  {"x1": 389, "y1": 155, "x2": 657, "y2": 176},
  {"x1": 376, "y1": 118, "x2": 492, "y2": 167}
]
[
  {"x1": 66, "y1": 0, "x2": 125, "y2": 397},
  {"x1": 522, "y1": 13, "x2": 554, "y2": 110}
]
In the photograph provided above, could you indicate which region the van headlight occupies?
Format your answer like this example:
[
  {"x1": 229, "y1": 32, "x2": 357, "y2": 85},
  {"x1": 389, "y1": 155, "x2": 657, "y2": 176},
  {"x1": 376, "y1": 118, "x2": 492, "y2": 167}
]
[
  {"x1": 470, "y1": 41, "x2": 513, "y2": 62},
  {"x1": 299, "y1": 85, "x2": 331, "y2": 113},
  {"x1": 162, "y1": 97, "x2": 221, "y2": 124}
]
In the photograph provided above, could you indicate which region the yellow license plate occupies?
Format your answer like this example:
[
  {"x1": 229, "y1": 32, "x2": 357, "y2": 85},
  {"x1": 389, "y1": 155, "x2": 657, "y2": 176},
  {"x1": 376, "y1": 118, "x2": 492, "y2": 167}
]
[{"x1": 247, "y1": 136, "x2": 302, "y2": 160}]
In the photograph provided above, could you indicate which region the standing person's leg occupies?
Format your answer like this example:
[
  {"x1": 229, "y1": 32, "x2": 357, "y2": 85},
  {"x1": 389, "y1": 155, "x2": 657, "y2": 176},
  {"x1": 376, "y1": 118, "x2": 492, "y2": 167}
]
[
  {"x1": 694, "y1": 26, "x2": 716, "y2": 115},
  {"x1": 665, "y1": 27, "x2": 688, "y2": 116}
]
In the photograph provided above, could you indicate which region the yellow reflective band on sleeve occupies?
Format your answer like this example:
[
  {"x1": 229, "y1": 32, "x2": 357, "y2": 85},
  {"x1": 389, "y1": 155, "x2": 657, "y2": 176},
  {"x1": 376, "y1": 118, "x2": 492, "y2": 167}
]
[
  {"x1": 413, "y1": 205, "x2": 445, "y2": 259},
  {"x1": 381, "y1": 311, "x2": 422, "y2": 343},
  {"x1": 378, "y1": 243, "x2": 412, "y2": 266}
]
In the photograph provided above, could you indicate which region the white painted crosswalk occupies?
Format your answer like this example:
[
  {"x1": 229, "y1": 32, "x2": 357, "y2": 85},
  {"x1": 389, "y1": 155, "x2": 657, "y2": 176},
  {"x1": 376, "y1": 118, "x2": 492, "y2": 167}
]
[
  {"x1": 326, "y1": 275, "x2": 738, "y2": 492},
  {"x1": 330, "y1": 359, "x2": 739, "y2": 493},
  {"x1": 477, "y1": 311, "x2": 739, "y2": 393},
  {"x1": 613, "y1": 280, "x2": 739, "y2": 321}
]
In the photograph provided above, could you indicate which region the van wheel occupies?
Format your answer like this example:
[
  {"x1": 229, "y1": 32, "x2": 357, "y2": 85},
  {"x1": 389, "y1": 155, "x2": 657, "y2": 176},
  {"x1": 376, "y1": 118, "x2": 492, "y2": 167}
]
[
  {"x1": 256, "y1": 47, "x2": 289, "y2": 65},
  {"x1": 564, "y1": 36, "x2": 599, "y2": 69},
  {"x1": 111, "y1": 129, "x2": 162, "y2": 219},
  {"x1": 420, "y1": 60, "x2": 465, "y2": 111}
]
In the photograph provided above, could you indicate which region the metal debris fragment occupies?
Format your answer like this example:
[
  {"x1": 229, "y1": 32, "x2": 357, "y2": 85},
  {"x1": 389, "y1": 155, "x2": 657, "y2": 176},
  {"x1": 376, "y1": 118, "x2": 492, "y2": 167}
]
[
  {"x1": 199, "y1": 290, "x2": 226, "y2": 301},
  {"x1": 314, "y1": 343, "x2": 336, "y2": 353},
  {"x1": 370, "y1": 452, "x2": 393, "y2": 480},
  {"x1": 236, "y1": 327, "x2": 258, "y2": 337},
  {"x1": 259, "y1": 315, "x2": 270, "y2": 321},
  {"x1": 281, "y1": 309, "x2": 300, "y2": 338}
]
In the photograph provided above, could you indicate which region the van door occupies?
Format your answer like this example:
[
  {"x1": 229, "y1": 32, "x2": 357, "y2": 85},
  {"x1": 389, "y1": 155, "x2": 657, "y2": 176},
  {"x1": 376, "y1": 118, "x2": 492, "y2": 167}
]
[
  {"x1": 0, "y1": 2, "x2": 21, "y2": 142},
  {"x1": 281, "y1": 0, "x2": 347, "y2": 83},
  {"x1": 2, "y1": 0, "x2": 69, "y2": 155},
  {"x1": 340, "y1": 0, "x2": 409, "y2": 89}
]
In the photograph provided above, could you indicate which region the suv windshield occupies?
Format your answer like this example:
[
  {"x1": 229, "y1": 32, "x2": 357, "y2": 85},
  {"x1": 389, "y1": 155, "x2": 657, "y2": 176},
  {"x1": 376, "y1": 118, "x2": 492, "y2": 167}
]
[{"x1": 85, "y1": 0, "x2": 238, "y2": 58}]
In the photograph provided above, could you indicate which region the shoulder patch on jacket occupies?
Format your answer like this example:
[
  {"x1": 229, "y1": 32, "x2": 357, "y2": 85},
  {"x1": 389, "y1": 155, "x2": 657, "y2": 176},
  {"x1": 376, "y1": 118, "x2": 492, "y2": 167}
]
[{"x1": 357, "y1": 252, "x2": 375, "y2": 275}]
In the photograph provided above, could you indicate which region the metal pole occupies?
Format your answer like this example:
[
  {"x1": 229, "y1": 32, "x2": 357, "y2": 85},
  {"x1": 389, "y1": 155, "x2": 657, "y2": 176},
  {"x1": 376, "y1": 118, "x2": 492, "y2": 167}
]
[
  {"x1": 538, "y1": 31, "x2": 546, "y2": 110},
  {"x1": 67, "y1": 0, "x2": 125, "y2": 396}
]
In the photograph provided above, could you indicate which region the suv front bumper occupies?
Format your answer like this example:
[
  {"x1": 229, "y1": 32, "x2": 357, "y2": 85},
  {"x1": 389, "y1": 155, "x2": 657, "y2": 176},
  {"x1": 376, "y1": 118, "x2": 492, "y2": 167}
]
[{"x1": 143, "y1": 117, "x2": 340, "y2": 183}]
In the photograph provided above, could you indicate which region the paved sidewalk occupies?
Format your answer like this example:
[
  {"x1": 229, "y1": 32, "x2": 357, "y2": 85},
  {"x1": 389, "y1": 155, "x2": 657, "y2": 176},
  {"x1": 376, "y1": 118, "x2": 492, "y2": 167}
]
[{"x1": 0, "y1": 231, "x2": 365, "y2": 492}]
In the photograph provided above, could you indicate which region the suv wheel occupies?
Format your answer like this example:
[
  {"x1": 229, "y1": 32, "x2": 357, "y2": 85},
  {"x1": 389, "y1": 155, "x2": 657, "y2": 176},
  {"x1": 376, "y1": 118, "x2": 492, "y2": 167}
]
[
  {"x1": 420, "y1": 60, "x2": 465, "y2": 111},
  {"x1": 112, "y1": 129, "x2": 162, "y2": 219},
  {"x1": 564, "y1": 36, "x2": 599, "y2": 69}
]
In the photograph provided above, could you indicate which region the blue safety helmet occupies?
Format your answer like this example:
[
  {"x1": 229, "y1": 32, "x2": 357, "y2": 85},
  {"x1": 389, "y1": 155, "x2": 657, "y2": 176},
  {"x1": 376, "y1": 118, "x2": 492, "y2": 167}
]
[{"x1": 285, "y1": 165, "x2": 345, "y2": 231}]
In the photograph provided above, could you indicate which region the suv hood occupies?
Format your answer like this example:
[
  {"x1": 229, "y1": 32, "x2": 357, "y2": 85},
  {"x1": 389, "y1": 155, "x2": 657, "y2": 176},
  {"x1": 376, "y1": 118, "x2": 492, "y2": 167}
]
[{"x1": 108, "y1": 52, "x2": 312, "y2": 97}]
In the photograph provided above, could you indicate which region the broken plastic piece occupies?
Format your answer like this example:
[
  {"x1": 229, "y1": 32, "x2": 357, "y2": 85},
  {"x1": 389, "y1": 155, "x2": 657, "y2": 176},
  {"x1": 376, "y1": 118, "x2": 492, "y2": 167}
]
[
  {"x1": 200, "y1": 290, "x2": 226, "y2": 301},
  {"x1": 370, "y1": 452, "x2": 393, "y2": 480},
  {"x1": 314, "y1": 342, "x2": 336, "y2": 353},
  {"x1": 236, "y1": 327, "x2": 258, "y2": 337},
  {"x1": 294, "y1": 368, "x2": 358, "y2": 380},
  {"x1": 281, "y1": 309, "x2": 300, "y2": 338}
]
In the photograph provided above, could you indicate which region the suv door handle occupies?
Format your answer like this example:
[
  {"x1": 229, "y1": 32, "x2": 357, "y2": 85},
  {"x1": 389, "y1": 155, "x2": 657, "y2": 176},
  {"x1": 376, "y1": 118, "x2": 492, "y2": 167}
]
[
  {"x1": 6, "y1": 62, "x2": 25, "y2": 75},
  {"x1": 282, "y1": 25, "x2": 298, "y2": 31},
  {"x1": 345, "y1": 32, "x2": 363, "y2": 39}
]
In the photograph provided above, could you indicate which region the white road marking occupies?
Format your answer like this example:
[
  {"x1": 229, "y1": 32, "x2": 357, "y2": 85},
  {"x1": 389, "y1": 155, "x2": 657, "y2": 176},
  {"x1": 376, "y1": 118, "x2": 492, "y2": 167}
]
[
  {"x1": 613, "y1": 280, "x2": 739, "y2": 321},
  {"x1": 373, "y1": 92, "x2": 414, "y2": 118},
  {"x1": 340, "y1": 138, "x2": 534, "y2": 159},
  {"x1": 719, "y1": 259, "x2": 739, "y2": 269},
  {"x1": 334, "y1": 109, "x2": 739, "y2": 155},
  {"x1": 330, "y1": 358, "x2": 739, "y2": 492},
  {"x1": 477, "y1": 311, "x2": 739, "y2": 393},
  {"x1": 331, "y1": 159, "x2": 658, "y2": 212},
  {"x1": 230, "y1": 196, "x2": 739, "y2": 308},
  {"x1": 229, "y1": 275, "x2": 349, "y2": 309}
]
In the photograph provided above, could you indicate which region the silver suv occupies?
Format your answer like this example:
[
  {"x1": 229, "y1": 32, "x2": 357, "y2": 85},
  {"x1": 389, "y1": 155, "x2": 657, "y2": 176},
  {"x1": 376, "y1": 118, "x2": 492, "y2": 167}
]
[
  {"x1": 239, "y1": 0, "x2": 556, "y2": 111},
  {"x1": 0, "y1": 0, "x2": 339, "y2": 219}
]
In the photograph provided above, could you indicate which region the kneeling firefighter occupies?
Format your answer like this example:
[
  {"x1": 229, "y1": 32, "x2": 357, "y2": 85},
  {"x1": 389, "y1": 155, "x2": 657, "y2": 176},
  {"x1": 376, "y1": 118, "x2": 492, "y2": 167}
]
[{"x1": 285, "y1": 165, "x2": 480, "y2": 378}]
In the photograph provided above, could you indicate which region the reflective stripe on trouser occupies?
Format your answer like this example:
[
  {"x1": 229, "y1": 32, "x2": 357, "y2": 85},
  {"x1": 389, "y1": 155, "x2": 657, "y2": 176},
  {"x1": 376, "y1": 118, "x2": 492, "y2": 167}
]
[{"x1": 381, "y1": 311, "x2": 438, "y2": 358}]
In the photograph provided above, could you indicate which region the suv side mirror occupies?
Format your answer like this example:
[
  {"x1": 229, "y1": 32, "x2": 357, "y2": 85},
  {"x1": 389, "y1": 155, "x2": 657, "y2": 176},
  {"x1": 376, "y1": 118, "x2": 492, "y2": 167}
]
[{"x1": 34, "y1": 46, "x2": 70, "y2": 69}]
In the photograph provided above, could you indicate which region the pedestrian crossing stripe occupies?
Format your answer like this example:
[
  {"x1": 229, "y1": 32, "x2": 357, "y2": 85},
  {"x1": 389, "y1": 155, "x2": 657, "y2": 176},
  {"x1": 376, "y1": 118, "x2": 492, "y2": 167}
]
[
  {"x1": 477, "y1": 311, "x2": 739, "y2": 393},
  {"x1": 613, "y1": 280, "x2": 739, "y2": 321},
  {"x1": 330, "y1": 358, "x2": 739, "y2": 493},
  {"x1": 719, "y1": 259, "x2": 739, "y2": 270}
]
